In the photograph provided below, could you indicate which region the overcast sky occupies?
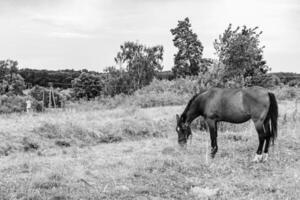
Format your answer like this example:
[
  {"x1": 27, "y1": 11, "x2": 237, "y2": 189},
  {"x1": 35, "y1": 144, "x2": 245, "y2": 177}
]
[{"x1": 0, "y1": 0, "x2": 299, "y2": 72}]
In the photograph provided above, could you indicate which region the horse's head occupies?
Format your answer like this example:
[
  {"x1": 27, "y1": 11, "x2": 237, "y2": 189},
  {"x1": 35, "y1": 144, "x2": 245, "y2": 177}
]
[{"x1": 176, "y1": 114, "x2": 192, "y2": 147}]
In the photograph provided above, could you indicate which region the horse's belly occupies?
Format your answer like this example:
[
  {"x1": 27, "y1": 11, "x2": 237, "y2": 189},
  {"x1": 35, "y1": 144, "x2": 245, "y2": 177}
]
[
  {"x1": 221, "y1": 113, "x2": 251, "y2": 123},
  {"x1": 220, "y1": 92, "x2": 251, "y2": 123}
]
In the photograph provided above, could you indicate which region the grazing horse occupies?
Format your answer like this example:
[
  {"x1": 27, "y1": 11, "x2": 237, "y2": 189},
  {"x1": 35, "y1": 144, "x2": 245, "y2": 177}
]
[{"x1": 176, "y1": 87, "x2": 278, "y2": 162}]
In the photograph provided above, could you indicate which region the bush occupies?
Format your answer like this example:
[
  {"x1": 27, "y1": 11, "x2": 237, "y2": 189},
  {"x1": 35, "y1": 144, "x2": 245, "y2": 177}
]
[
  {"x1": 59, "y1": 88, "x2": 73, "y2": 101},
  {"x1": 0, "y1": 95, "x2": 41, "y2": 114},
  {"x1": 72, "y1": 72, "x2": 104, "y2": 100},
  {"x1": 129, "y1": 78, "x2": 203, "y2": 107},
  {"x1": 133, "y1": 91, "x2": 189, "y2": 108},
  {"x1": 137, "y1": 77, "x2": 202, "y2": 95},
  {"x1": 288, "y1": 79, "x2": 300, "y2": 87},
  {"x1": 272, "y1": 87, "x2": 300, "y2": 100},
  {"x1": 0, "y1": 95, "x2": 26, "y2": 113}
]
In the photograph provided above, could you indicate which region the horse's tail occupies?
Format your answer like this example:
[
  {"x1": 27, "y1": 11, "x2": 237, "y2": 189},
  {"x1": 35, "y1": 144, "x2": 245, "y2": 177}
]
[{"x1": 267, "y1": 92, "x2": 278, "y2": 144}]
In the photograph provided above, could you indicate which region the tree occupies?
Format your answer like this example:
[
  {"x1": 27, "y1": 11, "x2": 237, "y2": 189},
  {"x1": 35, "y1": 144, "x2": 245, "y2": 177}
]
[
  {"x1": 171, "y1": 17, "x2": 205, "y2": 77},
  {"x1": 114, "y1": 41, "x2": 164, "y2": 90},
  {"x1": 214, "y1": 24, "x2": 270, "y2": 86},
  {"x1": 103, "y1": 66, "x2": 132, "y2": 96},
  {"x1": 0, "y1": 60, "x2": 25, "y2": 95},
  {"x1": 71, "y1": 72, "x2": 104, "y2": 100},
  {"x1": 198, "y1": 59, "x2": 225, "y2": 88}
]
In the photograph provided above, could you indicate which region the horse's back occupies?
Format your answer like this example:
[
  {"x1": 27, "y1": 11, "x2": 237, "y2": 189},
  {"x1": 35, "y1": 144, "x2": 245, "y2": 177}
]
[
  {"x1": 202, "y1": 87, "x2": 270, "y2": 123},
  {"x1": 207, "y1": 86, "x2": 269, "y2": 104},
  {"x1": 242, "y1": 86, "x2": 269, "y2": 98},
  {"x1": 202, "y1": 88, "x2": 247, "y2": 122}
]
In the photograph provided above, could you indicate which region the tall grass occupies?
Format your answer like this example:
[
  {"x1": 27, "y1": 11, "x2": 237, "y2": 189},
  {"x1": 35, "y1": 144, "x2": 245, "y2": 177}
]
[
  {"x1": 0, "y1": 101, "x2": 299, "y2": 199},
  {"x1": 0, "y1": 106, "x2": 174, "y2": 156}
]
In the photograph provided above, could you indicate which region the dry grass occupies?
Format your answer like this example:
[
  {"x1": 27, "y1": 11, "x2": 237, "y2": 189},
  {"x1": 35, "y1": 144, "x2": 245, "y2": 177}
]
[{"x1": 0, "y1": 100, "x2": 299, "y2": 199}]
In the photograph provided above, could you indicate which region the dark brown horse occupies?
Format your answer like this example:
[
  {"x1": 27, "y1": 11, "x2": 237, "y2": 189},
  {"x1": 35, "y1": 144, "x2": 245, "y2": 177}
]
[{"x1": 176, "y1": 87, "x2": 278, "y2": 162}]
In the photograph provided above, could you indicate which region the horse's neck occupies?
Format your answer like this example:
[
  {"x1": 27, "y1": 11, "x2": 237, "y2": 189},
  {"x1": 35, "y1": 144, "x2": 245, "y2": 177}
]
[{"x1": 185, "y1": 96, "x2": 204, "y2": 124}]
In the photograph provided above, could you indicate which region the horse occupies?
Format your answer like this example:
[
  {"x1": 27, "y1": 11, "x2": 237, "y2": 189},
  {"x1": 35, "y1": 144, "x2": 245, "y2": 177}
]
[{"x1": 175, "y1": 87, "x2": 278, "y2": 162}]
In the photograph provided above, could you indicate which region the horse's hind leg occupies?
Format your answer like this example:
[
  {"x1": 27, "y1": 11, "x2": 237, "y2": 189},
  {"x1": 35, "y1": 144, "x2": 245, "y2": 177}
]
[
  {"x1": 263, "y1": 120, "x2": 271, "y2": 161},
  {"x1": 253, "y1": 121, "x2": 266, "y2": 162}
]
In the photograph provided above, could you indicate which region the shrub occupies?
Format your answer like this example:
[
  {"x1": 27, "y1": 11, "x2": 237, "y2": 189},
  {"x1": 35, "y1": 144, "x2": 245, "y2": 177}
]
[
  {"x1": 138, "y1": 77, "x2": 203, "y2": 95},
  {"x1": 133, "y1": 91, "x2": 188, "y2": 108},
  {"x1": 59, "y1": 88, "x2": 74, "y2": 101},
  {"x1": 288, "y1": 79, "x2": 300, "y2": 87},
  {"x1": 272, "y1": 87, "x2": 299, "y2": 100},
  {"x1": 0, "y1": 95, "x2": 26, "y2": 113},
  {"x1": 72, "y1": 72, "x2": 104, "y2": 100},
  {"x1": 129, "y1": 78, "x2": 203, "y2": 107},
  {"x1": 0, "y1": 95, "x2": 41, "y2": 113}
]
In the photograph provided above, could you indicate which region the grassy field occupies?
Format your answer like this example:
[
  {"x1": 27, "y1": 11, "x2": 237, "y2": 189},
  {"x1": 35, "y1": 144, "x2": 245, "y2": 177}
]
[{"x1": 0, "y1": 100, "x2": 299, "y2": 200}]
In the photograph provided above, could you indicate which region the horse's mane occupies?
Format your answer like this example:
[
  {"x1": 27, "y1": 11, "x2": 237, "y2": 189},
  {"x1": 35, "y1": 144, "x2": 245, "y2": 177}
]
[
  {"x1": 181, "y1": 94, "x2": 199, "y2": 122},
  {"x1": 183, "y1": 94, "x2": 198, "y2": 115},
  {"x1": 181, "y1": 89, "x2": 207, "y2": 122}
]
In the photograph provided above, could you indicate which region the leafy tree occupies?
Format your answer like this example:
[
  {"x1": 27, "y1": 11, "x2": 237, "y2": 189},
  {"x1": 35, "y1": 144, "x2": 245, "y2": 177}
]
[
  {"x1": 0, "y1": 60, "x2": 25, "y2": 95},
  {"x1": 171, "y1": 17, "x2": 205, "y2": 77},
  {"x1": 214, "y1": 24, "x2": 270, "y2": 86},
  {"x1": 103, "y1": 66, "x2": 132, "y2": 96},
  {"x1": 198, "y1": 59, "x2": 225, "y2": 88},
  {"x1": 71, "y1": 72, "x2": 104, "y2": 100},
  {"x1": 114, "y1": 41, "x2": 164, "y2": 90}
]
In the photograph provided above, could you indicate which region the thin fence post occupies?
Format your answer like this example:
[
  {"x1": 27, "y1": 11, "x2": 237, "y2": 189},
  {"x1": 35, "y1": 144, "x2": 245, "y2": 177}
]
[
  {"x1": 49, "y1": 89, "x2": 52, "y2": 108},
  {"x1": 49, "y1": 82, "x2": 53, "y2": 108},
  {"x1": 42, "y1": 90, "x2": 45, "y2": 111},
  {"x1": 52, "y1": 87, "x2": 57, "y2": 108}
]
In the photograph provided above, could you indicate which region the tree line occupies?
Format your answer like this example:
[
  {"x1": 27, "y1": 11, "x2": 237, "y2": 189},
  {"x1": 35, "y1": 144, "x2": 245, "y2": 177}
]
[{"x1": 1, "y1": 18, "x2": 299, "y2": 99}]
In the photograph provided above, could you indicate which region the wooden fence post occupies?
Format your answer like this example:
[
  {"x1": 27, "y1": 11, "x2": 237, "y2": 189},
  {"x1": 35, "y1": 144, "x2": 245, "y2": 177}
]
[{"x1": 49, "y1": 82, "x2": 53, "y2": 108}]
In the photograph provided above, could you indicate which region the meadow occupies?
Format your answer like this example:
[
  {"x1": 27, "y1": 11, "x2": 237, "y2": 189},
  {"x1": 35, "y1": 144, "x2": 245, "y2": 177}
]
[{"x1": 0, "y1": 96, "x2": 299, "y2": 199}]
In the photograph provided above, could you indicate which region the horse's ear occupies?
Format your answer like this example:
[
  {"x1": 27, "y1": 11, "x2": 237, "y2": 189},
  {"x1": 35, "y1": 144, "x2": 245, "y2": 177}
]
[{"x1": 176, "y1": 114, "x2": 180, "y2": 123}]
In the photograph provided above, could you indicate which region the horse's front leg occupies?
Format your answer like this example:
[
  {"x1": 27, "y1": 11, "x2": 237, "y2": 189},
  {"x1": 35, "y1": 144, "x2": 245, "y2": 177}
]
[{"x1": 207, "y1": 119, "x2": 218, "y2": 158}]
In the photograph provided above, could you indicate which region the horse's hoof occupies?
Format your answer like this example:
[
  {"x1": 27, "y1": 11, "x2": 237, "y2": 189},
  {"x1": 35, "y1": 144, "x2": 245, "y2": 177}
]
[
  {"x1": 262, "y1": 153, "x2": 269, "y2": 162},
  {"x1": 210, "y1": 151, "x2": 217, "y2": 158},
  {"x1": 210, "y1": 147, "x2": 218, "y2": 158},
  {"x1": 210, "y1": 152, "x2": 217, "y2": 159},
  {"x1": 252, "y1": 154, "x2": 263, "y2": 162}
]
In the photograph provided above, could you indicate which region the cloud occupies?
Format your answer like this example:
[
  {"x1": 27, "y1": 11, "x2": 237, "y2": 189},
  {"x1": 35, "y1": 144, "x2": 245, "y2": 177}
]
[
  {"x1": 0, "y1": 0, "x2": 299, "y2": 72},
  {"x1": 47, "y1": 31, "x2": 92, "y2": 39}
]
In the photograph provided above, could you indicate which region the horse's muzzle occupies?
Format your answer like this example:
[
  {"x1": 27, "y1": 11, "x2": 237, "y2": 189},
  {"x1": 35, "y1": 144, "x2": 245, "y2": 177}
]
[{"x1": 178, "y1": 140, "x2": 187, "y2": 148}]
